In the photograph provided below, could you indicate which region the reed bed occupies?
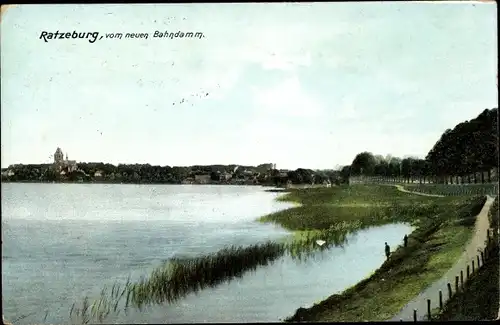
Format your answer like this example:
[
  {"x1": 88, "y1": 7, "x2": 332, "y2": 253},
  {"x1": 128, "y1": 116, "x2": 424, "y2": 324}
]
[
  {"x1": 68, "y1": 228, "x2": 366, "y2": 323},
  {"x1": 69, "y1": 279, "x2": 131, "y2": 324},
  {"x1": 258, "y1": 201, "x2": 455, "y2": 233},
  {"x1": 67, "y1": 242, "x2": 287, "y2": 323},
  {"x1": 128, "y1": 241, "x2": 286, "y2": 308},
  {"x1": 283, "y1": 227, "x2": 351, "y2": 262}
]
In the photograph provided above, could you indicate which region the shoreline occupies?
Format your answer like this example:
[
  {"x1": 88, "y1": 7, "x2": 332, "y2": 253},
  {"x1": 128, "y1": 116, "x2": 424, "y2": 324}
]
[
  {"x1": 1, "y1": 180, "x2": 277, "y2": 187},
  {"x1": 256, "y1": 185, "x2": 486, "y2": 322}
]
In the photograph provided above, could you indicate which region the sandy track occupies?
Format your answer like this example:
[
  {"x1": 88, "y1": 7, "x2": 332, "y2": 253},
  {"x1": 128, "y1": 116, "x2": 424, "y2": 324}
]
[
  {"x1": 394, "y1": 184, "x2": 445, "y2": 198},
  {"x1": 387, "y1": 195, "x2": 495, "y2": 321}
]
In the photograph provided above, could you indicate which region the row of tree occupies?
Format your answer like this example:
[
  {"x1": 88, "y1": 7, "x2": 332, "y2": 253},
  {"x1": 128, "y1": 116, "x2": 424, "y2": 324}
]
[
  {"x1": 271, "y1": 168, "x2": 341, "y2": 186},
  {"x1": 344, "y1": 108, "x2": 498, "y2": 184}
]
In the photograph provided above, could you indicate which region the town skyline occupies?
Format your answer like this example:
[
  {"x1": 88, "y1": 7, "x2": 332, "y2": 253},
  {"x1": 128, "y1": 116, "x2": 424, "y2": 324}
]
[
  {"x1": 5, "y1": 146, "x2": 284, "y2": 171},
  {"x1": 1, "y1": 3, "x2": 497, "y2": 170}
]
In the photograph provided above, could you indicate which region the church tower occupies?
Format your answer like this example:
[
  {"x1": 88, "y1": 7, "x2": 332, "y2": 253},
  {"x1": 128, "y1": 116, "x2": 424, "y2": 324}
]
[{"x1": 54, "y1": 147, "x2": 64, "y2": 164}]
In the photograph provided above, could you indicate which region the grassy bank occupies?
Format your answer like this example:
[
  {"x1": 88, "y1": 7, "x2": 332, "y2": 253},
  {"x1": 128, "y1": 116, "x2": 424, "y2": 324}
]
[
  {"x1": 263, "y1": 185, "x2": 448, "y2": 226},
  {"x1": 259, "y1": 185, "x2": 464, "y2": 244},
  {"x1": 431, "y1": 195, "x2": 499, "y2": 321},
  {"x1": 258, "y1": 185, "x2": 451, "y2": 259},
  {"x1": 279, "y1": 185, "x2": 486, "y2": 322},
  {"x1": 432, "y1": 238, "x2": 499, "y2": 321}
]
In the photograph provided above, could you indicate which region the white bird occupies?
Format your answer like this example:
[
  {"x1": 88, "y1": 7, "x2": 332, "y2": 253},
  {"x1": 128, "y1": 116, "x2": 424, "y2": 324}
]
[{"x1": 316, "y1": 240, "x2": 326, "y2": 246}]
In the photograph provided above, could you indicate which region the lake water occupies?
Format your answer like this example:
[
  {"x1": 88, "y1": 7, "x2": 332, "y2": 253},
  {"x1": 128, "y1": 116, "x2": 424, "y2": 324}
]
[{"x1": 2, "y1": 183, "x2": 413, "y2": 324}]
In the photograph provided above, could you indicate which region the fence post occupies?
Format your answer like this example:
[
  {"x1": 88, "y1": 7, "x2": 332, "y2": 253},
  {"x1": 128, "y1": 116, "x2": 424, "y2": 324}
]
[
  {"x1": 472, "y1": 260, "x2": 475, "y2": 273},
  {"x1": 467, "y1": 265, "x2": 470, "y2": 278},
  {"x1": 439, "y1": 290, "x2": 443, "y2": 310},
  {"x1": 460, "y1": 270, "x2": 464, "y2": 287},
  {"x1": 455, "y1": 276, "x2": 459, "y2": 293},
  {"x1": 413, "y1": 309, "x2": 417, "y2": 322},
  {"x1": 447, "y1": 282, "x2": 452, "y2": 299},
  {"x1": 427, "y1": 299, "x2": 431, "y2": 320},
  {"x1": 477, "y1": 255, "x2": 480, "y2": 268},
  {"x1": 481, "y1": 251, "x2": 485, "y2": 265}
]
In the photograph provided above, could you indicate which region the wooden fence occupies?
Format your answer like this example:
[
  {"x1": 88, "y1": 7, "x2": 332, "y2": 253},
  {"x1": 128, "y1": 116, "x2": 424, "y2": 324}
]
[
  {"x1": 399, "y1": 229, "x2": 498, "y2": 322},
  {"x1": 349, "y1": 177, "x2": 499, "y2": 196},
  {"x1": 350, "y1": 168, "x2": 498, "y2": 186}
]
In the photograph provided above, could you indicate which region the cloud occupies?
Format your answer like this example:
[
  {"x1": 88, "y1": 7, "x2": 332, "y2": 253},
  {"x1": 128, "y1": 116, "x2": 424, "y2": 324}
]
[
  {"x1": 252, "y1": 76, "x2": 324, "y2": 118},
  {"x1": 249, "y1": 51, "x2": 312, "y2": 72},
  {"x1": 333, "y1": 96, "x2": 361, "y2": 120}
]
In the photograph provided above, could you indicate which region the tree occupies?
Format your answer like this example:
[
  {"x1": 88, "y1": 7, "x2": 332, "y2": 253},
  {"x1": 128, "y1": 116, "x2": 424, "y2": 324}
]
[
  {"x1": 210, "y1": 171, "x2": 219, "y2": 181},
  {"x1": 351, "y1": 152, "x2": 377, "y2": 176},
  {"x1": 426, "y1": 108, "x2": 498, "y2": 183}
]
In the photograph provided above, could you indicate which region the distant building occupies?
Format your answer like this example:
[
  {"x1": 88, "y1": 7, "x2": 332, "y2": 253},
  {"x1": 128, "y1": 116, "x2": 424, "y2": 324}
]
[
  {"x1": 182, "y1": 177, "x2": 195, "y2": 184},
  {"x1": 53, "y1": 147, "x2": 77, "y2": 172},
  {"x1": 257, "y1": 163, "x2": 276, "y2": 173},
  {"x1": 194, "y1": 174, "x2": 211, "y2": 184},
  {"x1": 243, "y1": 170, "x2": 254, "y2": 176},
  {"x1": 2, "y1": 170, "x2": 15, "y2": 177},
  {"x1": 279, "y1": 171, "x2": 288, "y2": 178},
  {"x1": 219, "y1": 171, "x2": 232, "y2": 181}
]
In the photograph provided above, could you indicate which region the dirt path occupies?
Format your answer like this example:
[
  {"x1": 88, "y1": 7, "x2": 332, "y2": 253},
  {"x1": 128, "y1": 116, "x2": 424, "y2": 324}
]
[
  {"x1": 394, "y1": 184, "x2": 445, "y2": 198},
  {"x1": 387, "y1": 195, "x2": 495, "y2": 321}
]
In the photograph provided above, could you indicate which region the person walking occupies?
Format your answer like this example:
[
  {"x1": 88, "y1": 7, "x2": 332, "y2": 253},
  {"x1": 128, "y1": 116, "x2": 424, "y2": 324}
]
[
  {"x1": 385, "y1": 242, "x2": 391, "y2": 259},
  {"x1": 403, "y1": 234, "x2": 408, "y2": 247}
]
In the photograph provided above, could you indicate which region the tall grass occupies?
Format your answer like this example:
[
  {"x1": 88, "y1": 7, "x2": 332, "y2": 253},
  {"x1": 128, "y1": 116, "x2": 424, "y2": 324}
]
[
  {"x1": 69, "y1": 241, "x2": 287, "y2": 323},
  {"x1": 260, "y1": 196, "x2": 463, "y2": 232},
  {"x1": 69, "y1": 280, "x2": 131, "y2": 324},
  {"x1": 129, "y1": 241, "x2": 286, "y2": 309},
  {"x1": 276, "y1": 185, "x2": 437, "y2": 206}
]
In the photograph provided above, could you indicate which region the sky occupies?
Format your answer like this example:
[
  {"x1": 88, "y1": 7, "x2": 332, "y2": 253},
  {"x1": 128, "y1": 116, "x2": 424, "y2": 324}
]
[{"x1": 1, "y1": 2, "x2": 497, "y2": 170}]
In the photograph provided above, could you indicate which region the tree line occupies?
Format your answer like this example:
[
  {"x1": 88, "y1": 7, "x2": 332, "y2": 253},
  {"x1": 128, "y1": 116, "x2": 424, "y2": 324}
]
[
  {"x1": 1, "y1": 161, "x2": 341, "y2": 186},
  {"x1": 344, "y1": 108, "x2": 498, "y2": 184}
]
